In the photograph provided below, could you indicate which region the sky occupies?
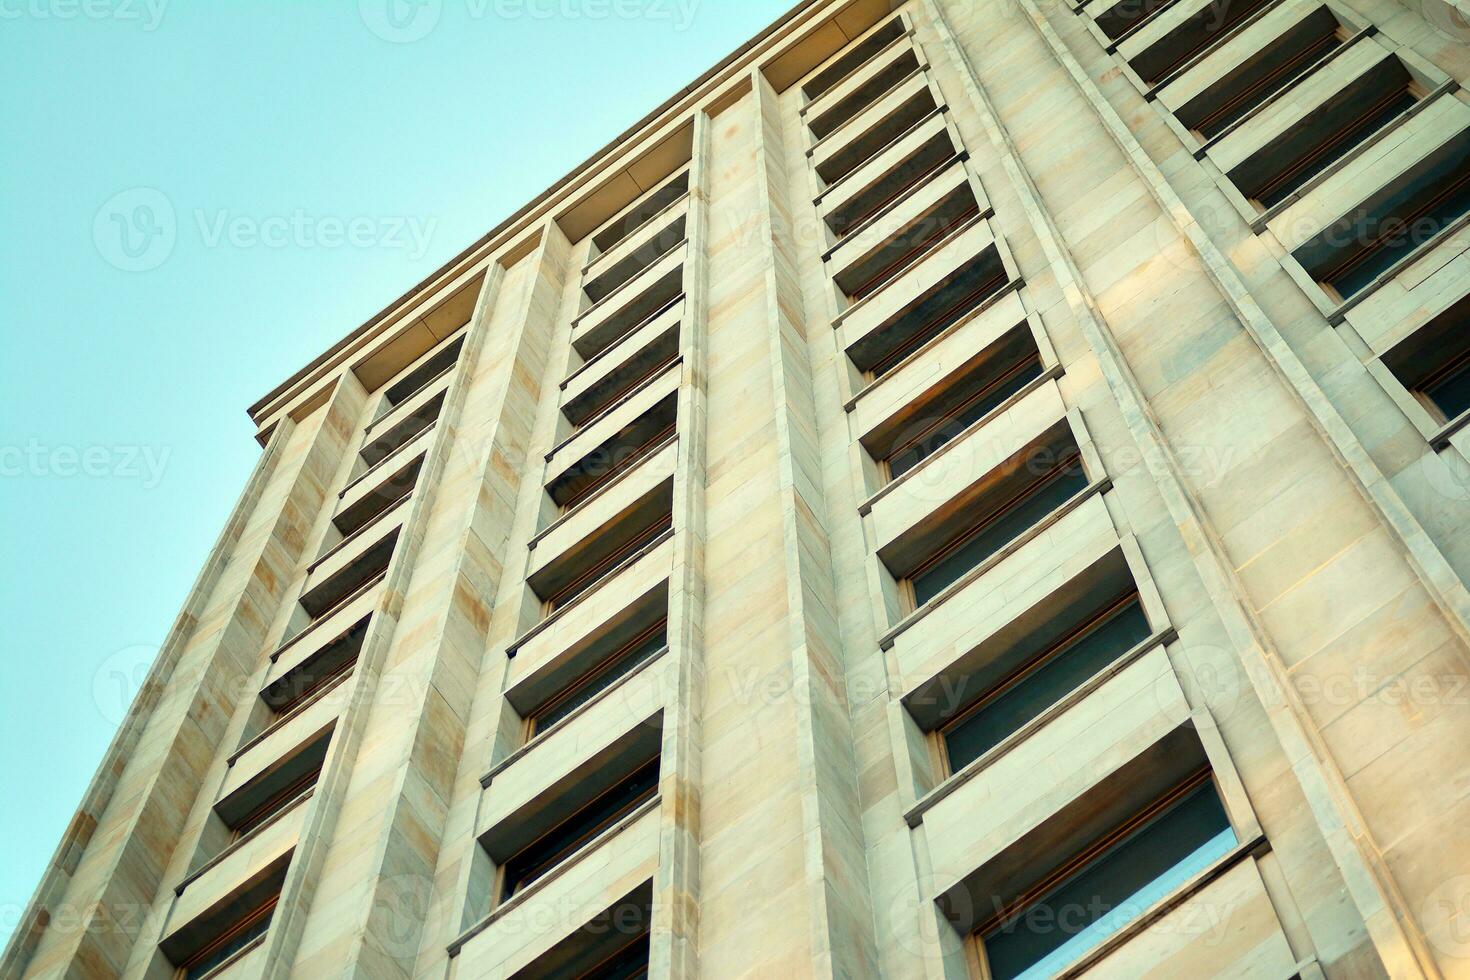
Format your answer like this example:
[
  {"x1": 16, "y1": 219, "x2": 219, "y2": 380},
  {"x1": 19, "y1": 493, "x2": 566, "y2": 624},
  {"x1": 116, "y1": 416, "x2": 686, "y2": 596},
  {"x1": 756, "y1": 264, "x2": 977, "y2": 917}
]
[{"x1": 0, "y1": 0, "x2": 793, "y2": 949}]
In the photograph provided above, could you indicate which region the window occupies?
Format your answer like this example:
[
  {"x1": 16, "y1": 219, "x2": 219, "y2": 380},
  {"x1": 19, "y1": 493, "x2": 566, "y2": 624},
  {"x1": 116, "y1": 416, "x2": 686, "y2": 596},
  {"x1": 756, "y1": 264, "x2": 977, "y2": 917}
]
[
  {"x1": 1293, "y1": 128, "x2": 1470, "y2": 301},
  {"x1": 499, "y1": 758, "x2": 660, "y2": 900},
  {"x1": 562, "y1": 316, "x2": 681, "y2": 429},
  {"x1": 529, "y1": 622, "x2": 666, "y2": 737},
  {"x1": 807, "y1": 45, "x2": 922, "y2": 140},
  {"x1": 907, "y1": 448, "x2": 1089, "y2": 608},
  {"x1": 539, "y1": 510, "x2": 672, "y2": 613},
  {"x1": 547, "y1": 392, "x2": 678, "y2": 512},
  {"x1": 813, "y1": 85, "x2": 939, "y2": 188},
  {"x1": 218, "y1": 730, "x2": 331, "y2": 843},
  {"x1": 1382, "y1": 292, "x2": 1470, "y2": 424},
  {"x1": 574, "y1": 932, "x2": 650, "y2": 980},
  {"x1": 802, "y1": 16, "x2": 905, "y2": 100},
  {"x1": 1130, "y1": 0, "x2": 1276, "y2": 88},
  {"x1": 372, "y1": 333, "x2": 465, "y2": 425},
  {"x1": 940, "y1": 597, "x2": 1150, "y2": 774},
  {"x1": 1092, "y1": 0, "x2": 1175, "y2": 41},
  {"x1": 1175, "y1": 7, "x2": 1348, "y2": 139},
  {"x1": 978, "y1": 774, "x2": 1236, "y2": 980},
  {"x1": 506, "y1": 883, "x2": 653, "y2": 980},
  {"x1": 822, "y1": 117, "x2": 959, "y2": 239},
  {"x1": 584, "y1": 214, "x2": 687, "y2": 305},
  {"x1": 591, "y1": 172, "x2": 690, "y2": 256},
  {"x1": 884, "y1": 351, "x2": 1043, "y2": 480},
  {"x1": 177, "y1": 896, "x2": 276, "y2": 980},
  {"x1": 359, "y1": 390, "x2": 444, "y2": 470},
  {"x1": 1228, "y1": 57, "x2": 1420, "y2": 210},
  {"x1": 847, "y1": 242, "x2": 1011, "y2": 379},
  {"x1": 296, "y1": 526, "x2": 399, "y2": 620},
  {"x1": 835, "y1": 176, "x2": 982, "y2": 303}
]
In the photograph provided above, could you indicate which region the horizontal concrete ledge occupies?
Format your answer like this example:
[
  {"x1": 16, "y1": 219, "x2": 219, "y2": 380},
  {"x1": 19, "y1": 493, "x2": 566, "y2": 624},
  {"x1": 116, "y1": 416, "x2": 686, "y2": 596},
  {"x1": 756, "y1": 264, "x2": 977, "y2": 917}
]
[
  {"x1": 1248, "y1": 79, "x2": 1455, "y2": 235},
  {"x1": 446, "y1": 794, "x2": 662, "y2": 958},
  {"x1": 338, "y1": 421, "x2": 437, "y2": 499},
  {"x1": 1327, "y1": 207, "x2": 1470, "y2": 327},
  {"x1": 227, "y1": 671, "x2": 352, "y2": 768},
  {"x1": 559, "y1": 296, "x2": 684, "y2": 392},
  {"x1": 481, "y1": 648, "x2": 669, "y2": 789},
  {"x1": 832, "y1": 211, "x2": 991, "y2": 331},
  {"x1": 819, "y1": 141, "x2": 965, "y2": 261},
  {"x1": 174, "y1": 788, "x2": 315, "y2": 897},
  {"x1": 532, "y1": 435, "x2": 679, "y2": 553},
  {"x1": 878, "y1": 478, "x2": 1114, "y2": 652},
  {"x1": 1432, "y1": 408, "x2": 1470, "y2": 451},
  {"x1": 571, "y1": 240, "x2": 688, "y2": 329},
  {"x1": 306, "y1": 492, "x2": 410, "y2": 575},
  {"x1": 812, "y1": 105, "x2": 950, "y2": 210},
  {"x1": 799, "y1": 30, "x2": 916, "y2": 119},
  {"x1": 902, "y1": 627, "x2": 1178, "y2": 828},
  {"x1": 267, "y1": 575, "x2": 384, "y2": 664},
  {"x1": 544, "y1": 359, "x2": 683, "y2": 463},
  {"x1": 362, "y1": 363, "x2": 454, "y2": 437},
  {"x1": 1188, "y1": 26, "x2": 1377, "y2": 163},
  {"x1": 857, "y1": 365, "x2": 1065, "y2": 517},
  {"x1": 507, "y1": 527, "x2": 675, "y2": 659},
  {"x1": 844, "y1": 277, "x2": 1028, "y2": 413},
  {"x1": 1051, "y1": 833, "x2": 1270, "y2": 979}
]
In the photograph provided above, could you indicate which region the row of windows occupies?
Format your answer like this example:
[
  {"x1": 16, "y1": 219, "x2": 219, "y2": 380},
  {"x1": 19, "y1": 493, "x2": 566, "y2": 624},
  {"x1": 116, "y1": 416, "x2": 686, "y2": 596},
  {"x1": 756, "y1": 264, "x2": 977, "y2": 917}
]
[
  {"x1": 161, "y1": 327, "x2": 474, "y2": 979},
  {"x1": 803, "y1": 15, "x2": 1249, "y2": 979}
]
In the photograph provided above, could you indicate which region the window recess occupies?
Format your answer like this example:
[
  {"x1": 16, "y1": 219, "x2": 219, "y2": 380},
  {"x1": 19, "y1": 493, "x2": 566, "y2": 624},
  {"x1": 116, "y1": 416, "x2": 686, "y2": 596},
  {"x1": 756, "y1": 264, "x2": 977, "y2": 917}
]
[
  {"x1": 802, "y1": 15, "x2": 907, "y2": 101},
  {"x1": 562, "y1": 317, "x2": 681, "y2": 430},
  {"x1": 1091, "y1": 0, "x2": 1177, "y2": 42},
  {"x1": 861, "y1": 324, "x2": 1045, "y2": 483},
  {"x1": 162, "y1": 860, "x2": 289, "y2": 980},
  {"x1": 218, "y1": 729, "x2": 331, "y2": 842},
  {"x1": 583, "y1": 212, "x2": 687, "y2": 305},
  {"x1": 977, "y1": 772, "x2": 1236, "y2": 980},
  {"x1": 819, "y1": 113, "x2": 960, "y2": 239},
  {"x1": 845, "y1": 235, "x2": 1011, "y2": 379},
  {"x1": 1228, "y1": 56, "x2": 1422, "y2": 210},
  {"x1": 359, "y1": 389, "x2": 444, "y2": 470},
  {"x1": 590, "y1": 171, "x2": 690, "y2": 258},
  {"x1": 807, "y1": 43, "x2": 923, "y2": 141},
  {"x1": 547, "y1": 391, "x2": 677, "y2": 512},
  {"x1": 526, "y1": 621, "x2": 667, "y2": 739},
  {"x1": 370, "y1": 332, "x2": 465, "y2": 426},
  {"x1": 881, "y1": 425, "x2": 1091, "y2": 611},
  {"x1": 831, "y1": 170, "x2": 984, "y2": 303},
  {"x1": 939, "y1": 595, "x2": 1151, "y2": 775},
  {"x1": 296, "y1": 524, "x2": 399, "y2": 621},
  {"x1": 1174, "y1": 6, "x2": 1351, "y2": 140},
  {"x1": 1382, "y1": 292, "x2": 1470, "y2": 426},
  {"x1": 506, "y1": 882, "x2": 653, "y2": 980},
  {"x1": 812, "y1": 79, "x2": 939, "y2": 188},
  {"x1": 530, "y1": 479, "x2": 674, "y2": 613},
  {"x1": 1129, "y1": 0, "x2": 1278, "y2": 89},
  {"x1": 498, "y1": 758, "x2": 659, "y2": 901},
  {"x1": 1292, "y1": 127, "x2": 1470, "y2": 302},
  {"x1": 262, "y1": 614, "x2": 368, "y2": 719}
]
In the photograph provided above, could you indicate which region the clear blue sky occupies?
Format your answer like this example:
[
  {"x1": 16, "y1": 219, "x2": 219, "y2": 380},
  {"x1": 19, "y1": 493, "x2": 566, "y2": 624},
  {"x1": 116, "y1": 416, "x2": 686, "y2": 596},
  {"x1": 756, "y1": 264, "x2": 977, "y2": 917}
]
[{"x1": 0, "y1": 0, "x2": 791, "y2": 947}]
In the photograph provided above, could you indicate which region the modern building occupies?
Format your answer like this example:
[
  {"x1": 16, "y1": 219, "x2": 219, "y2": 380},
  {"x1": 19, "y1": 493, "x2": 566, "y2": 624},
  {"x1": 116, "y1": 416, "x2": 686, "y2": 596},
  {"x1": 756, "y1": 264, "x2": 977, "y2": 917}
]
[{"x1": 8, "y1": 0, "x2": 1470, "y2": 975}]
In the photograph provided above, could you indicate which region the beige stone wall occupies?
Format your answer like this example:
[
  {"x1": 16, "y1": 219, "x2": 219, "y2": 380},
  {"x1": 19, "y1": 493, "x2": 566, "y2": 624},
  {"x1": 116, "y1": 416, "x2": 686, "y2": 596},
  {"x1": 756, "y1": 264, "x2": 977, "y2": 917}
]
[{"x1": 6, "y1": 0, "x2": 1470, "y2": 977}]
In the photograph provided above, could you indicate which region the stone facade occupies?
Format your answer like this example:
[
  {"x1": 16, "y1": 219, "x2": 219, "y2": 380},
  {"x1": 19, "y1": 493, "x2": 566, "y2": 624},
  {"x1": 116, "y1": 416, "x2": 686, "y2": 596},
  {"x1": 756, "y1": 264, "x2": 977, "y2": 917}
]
[{"x1": 7, "y1": 0, "x2": 1470, "y2": 976}]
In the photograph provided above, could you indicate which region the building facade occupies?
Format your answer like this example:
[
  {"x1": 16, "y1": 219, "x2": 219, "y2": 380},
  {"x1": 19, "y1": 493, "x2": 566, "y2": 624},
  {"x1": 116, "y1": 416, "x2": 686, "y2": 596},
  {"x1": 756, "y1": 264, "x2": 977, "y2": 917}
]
[{"x1": 8, "y1": 0, "x2": 1470, "y2": 975}]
